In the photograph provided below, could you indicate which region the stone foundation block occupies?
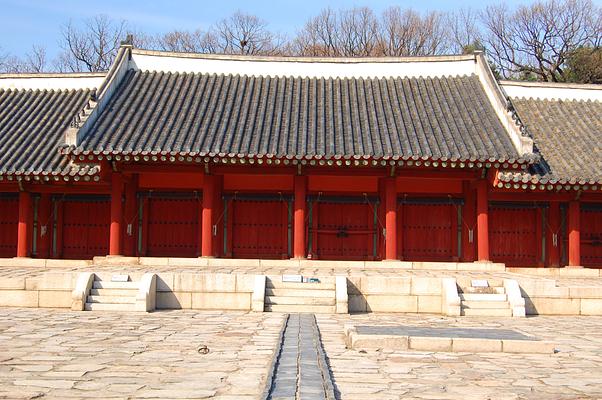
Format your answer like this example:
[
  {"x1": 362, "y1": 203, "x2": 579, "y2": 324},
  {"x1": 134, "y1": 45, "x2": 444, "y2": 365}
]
[
  {"x1": 0, "y1": 290, "x2": 38, "y2": 307},
  {"x1": 502, "y1": 340, "x2": 555, "y2": 353},
  {"x1": 155, "y1": 273, "x2": 174, "y2": 292},
  {"x1": 191, "y1": 292, "x2": 251, "y2": 310},
  {"x1": 411, "y1": 277, "x2": 442, "y2": 295},
  {"x1": 236, "y1": 274, "x2": 256, "y2": 293},
  {"x1": 26, "y1": 272, "x2": 76, "y2": 291},
  {"x1": 350, "y1": 333, "x2": 409, "y2": 350},
  {"x1": 167, "y1": 257, "x2": 207, "y2": 266},
  {"x1": 39, "y1": 290, "x2": 71, "y2": 308},
  {"x1": 156, "y1": 292, "x2": 192, "y2": 309},
  {"x1": 365, "y1": 295, "x2": 417, "y2": 313},
  {"x1": 526, "y1": 297, "x2": 581, "y2": 315},
  {"x1": 208, "y1": 258, "x2": 260, "y2": 268},
  {"x1": 452, "y1": 338, "x2": 502, "y2": 353},
  {"x1": 569, "y1": 287, "x2": 602, "y2": 299},
  {"x1": 348, "y1": 295, "x2": 367, "y2": 313},
  {"x1": 0, "y1": 277, "x2": 25, "y2": 290},
  {"x1": 346, "y1": 276, "x2": 362, "y2": 295},
  {"x1": 361, "y1": 276, "x2": 411, "y2": 295},
  {"x1": 409, "y1": 336, "x2": 452, "y2": 351},
  {"x1": 418, "y1": 295, "x2": 442, "y2": 313},
  {"x1": 580, "y1": 299, "x2": 602, "y2": 316}
]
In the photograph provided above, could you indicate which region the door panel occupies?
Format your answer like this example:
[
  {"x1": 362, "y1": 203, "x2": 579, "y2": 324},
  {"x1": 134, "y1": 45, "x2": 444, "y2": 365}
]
[
  {"x1": 0, "y1": 196, "x2": 18, "y2": 257},
  {"x1": 402, "y1": 203, "x2": 456, "y2": 261},
  {"x1": 314, "y1": 202, "x2": 375, "y2": 260},
  {"x1": 61, "y1": 197, "x2": 110, "y2": 259},
  {"x1": 231, "y1": 200, "x2": 289, "y2": 259},
  {"x1": 581, "y1": 207, "x2": 602, "y2": 267},
  {"x1": 145, "y1": 195, "x2": 200, "y2": 257},
  {"x1": 490, "y1": 205, "x2": 538, "y2": 267}
]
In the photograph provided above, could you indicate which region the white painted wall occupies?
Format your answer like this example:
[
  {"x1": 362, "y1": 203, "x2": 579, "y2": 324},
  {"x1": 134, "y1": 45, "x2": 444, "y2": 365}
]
[
  {"x1": 130, "y1": 52, "x2": 478, "y2": 79},
  {"x1": 0, "y1": 74, "x2": 104, "y2": 90},
  {"x1": 502, "y1": 81, "x2": 602, "y2": 102}
]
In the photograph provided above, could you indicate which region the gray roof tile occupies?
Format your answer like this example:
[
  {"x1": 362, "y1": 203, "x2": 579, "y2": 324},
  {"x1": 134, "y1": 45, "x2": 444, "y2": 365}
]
[
  {"x1": 0, "y1": 87, "x2": 98, "y2": 176},
  {"x1": 503, "y1": 98, "x2": 602, "y2": 184},
  {"x1": 77, "y1": 70, "x2": 521, "y2": 161}
]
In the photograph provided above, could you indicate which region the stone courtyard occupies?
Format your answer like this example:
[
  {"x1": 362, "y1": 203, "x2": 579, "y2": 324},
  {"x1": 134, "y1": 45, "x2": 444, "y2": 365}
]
[{"x1": 1, "y1": 308, "x2": 602, "y2": 399}]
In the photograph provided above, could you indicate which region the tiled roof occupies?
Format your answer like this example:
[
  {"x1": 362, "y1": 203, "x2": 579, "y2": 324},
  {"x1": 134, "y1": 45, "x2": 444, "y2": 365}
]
[
  {"x1": 0, "y1": 87, "x2": 100, "y2": 179},
  {"x1": 73, "y1": 70, "x2": 524, "y2": 163},
  {"x1": 497, "y1": 97, "x2": 602, "y2": 189}
]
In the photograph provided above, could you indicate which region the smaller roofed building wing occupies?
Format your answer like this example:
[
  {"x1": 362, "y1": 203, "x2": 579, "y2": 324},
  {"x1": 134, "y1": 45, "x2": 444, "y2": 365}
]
[
  {"x1": 499, "y1": 81, "x2": 602, "y2": 188},
  {"x1": 0, "y1": 73, "x2": 104, "y2": 178}
]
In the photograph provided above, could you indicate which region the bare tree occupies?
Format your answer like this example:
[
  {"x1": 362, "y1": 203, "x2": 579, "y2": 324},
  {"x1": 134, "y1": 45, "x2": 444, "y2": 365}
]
[
  {"x1": 293, "y1": 8, "x2": 341, "y2": 56},
  {"x1": 481, "y1": 0, "x2": 602, "y2": 81},
  {"x1": 447, "y1": 8, "x2": 483, "y2": 54},
  {"x1": 56, "y1": 14, "x2": 128, "y2": 72},
  {"x1": 0, "y1": 45, "x2": 48, "y2": 73},
  {"x1": 379, "y1": 7, "x2": 450, "y2": 56},
  {"x1": 154, "y1": 29, "x2": 216, "y2": 53},
  {"x1": 24, "y1": 45, "x2": 47, "y2": 73},
  {"x1": 294, "y1": 7, "x2": 450, "y2": 57},
  {"x1": 212, "y1": 11, "x2": 284, "y2": 55}
]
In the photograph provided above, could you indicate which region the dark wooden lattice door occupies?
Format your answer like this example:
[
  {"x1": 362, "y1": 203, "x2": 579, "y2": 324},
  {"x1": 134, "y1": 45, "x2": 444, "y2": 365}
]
[
  {"x1": 231, "y1": 199, "x2": 289, "y2": 259},
  {"x1": 0, "y1": 195, "x2": 18, "y2": 257},
  {"x1": 581, "y1": 207, "x2": 602, "y2": 267},
  {"x1": 489, "y1": 205, "x2": 538, "y2": 267},
  {"x1": 60, "y1": 197, "x2": 110, "y2": 259},
  {"x1": 402, "y1": 203, "x2": 456, "y2": 261}
]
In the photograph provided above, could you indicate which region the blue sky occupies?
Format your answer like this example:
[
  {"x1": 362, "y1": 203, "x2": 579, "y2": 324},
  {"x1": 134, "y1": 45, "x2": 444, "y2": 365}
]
[{"x1": 0, "y1": 0, "x2": 570, "y2": 59}]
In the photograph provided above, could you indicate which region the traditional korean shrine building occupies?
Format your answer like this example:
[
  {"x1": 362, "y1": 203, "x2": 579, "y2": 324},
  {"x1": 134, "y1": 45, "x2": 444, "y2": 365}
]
[{"x1": 0, "y1": 42, "x2": 600, "y2": 268}]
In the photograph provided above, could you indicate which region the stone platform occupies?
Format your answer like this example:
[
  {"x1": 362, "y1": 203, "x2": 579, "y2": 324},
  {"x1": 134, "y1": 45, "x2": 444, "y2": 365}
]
[
  {"x1": 0, "y1": 257, "x2": 601, "y2": 316},
  {"x1": 345, "y1": 324, "x2": 555, "y2": 353}
]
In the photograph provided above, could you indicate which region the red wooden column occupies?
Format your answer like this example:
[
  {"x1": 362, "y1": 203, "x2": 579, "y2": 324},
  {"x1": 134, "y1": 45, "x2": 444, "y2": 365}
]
[
  {"x1": 476, "y1": 179, "x2": 489, "y2": 261},
  {"x1": 123, "y1": 174, "x2": 138, "y2": 256},
  {"x1": 293, "y1": 175, "x2": 307, "y2": 259},
  {"x1": 201, "y1": 175, "x2": 215, "y2": 257},
  {"x1": 17, "y1": 191, "x2": 32, "y2": 257},
  {"x1": 109, "y1": 173, "x2": 124, "y2": 256},
  {"x1": 462, "y1": 181, "x2": 476, "y2": 261},
  {"x1": 385, "y1": 177, "x2": 397, "y2": 260},
  {"x1": 36, "y1": 194, "x2": 52, "y2": 258},
  {"x1": 568, "y1": 200, "x2": 581, "y2": 267},
  {"x1": 547, "y1": 201, "x2": 561, "y2": 267}
]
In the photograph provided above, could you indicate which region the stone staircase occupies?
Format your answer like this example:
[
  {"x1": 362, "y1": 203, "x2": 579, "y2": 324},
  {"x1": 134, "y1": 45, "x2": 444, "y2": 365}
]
[
  {"x1": 459, "y1": 279, "x2": 515, "y2": 317},
  {"x1": 84, "y1": 275, "x2": 140, "y2": 311},
  {"x1": 264, "y1": 277, "x2": 336, "y2": 313}
]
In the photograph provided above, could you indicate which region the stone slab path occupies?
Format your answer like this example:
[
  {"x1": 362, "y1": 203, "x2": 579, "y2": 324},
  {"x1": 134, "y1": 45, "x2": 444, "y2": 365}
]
[
  {"x1": 264, "y1": 314, "x2": 335, "y2": 400},
  {"x1": 317, "y1": 313, "x2": 602, "y2": 399},
  {"x1": 0, "y1": 308, "x2": 285, "y2": 399}
]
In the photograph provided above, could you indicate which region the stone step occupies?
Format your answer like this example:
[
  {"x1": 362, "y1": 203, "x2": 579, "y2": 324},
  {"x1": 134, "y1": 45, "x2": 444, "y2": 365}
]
[
  {"x1": 87, "y1": 295, "x2": 136, "y2": 304},
  {"x1": 461, "y1": 300, "x2": 510, "y2": 309},
  {"x1": 264, "y1": 304, "x2": 336, "y2": 313},
  {"x1": 460, "y1": 293, "x2": 507, "y2": 302},
  {"x1": 89, "y1": 288, "x2": 138, "y2": 296},
  {"x1": 462, "y1": 286, "x2": 505, "y2": 294},
  {"x1": 266, "y1": 281, "x2": 335, "y2": 290},
  {"x1": 265, "y1": 296, "x2": 336, "y2": 306},
  {"x1": 92, "y1": 281, "x2": 139, "y2": 289},
  {"x1": 84, "y1": 302, "x2": 135, "y2": 311},
  {"x1": 461, "y1": 307, "x2": 513, "y2": 317},
  {"x1": 265, "y1": 288, "x2": 335, "y2": 297}
]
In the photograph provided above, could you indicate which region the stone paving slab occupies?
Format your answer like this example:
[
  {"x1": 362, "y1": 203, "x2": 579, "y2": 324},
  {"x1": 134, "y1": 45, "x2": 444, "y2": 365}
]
[
  {"x1": 0, "y1": 308, "x2": 284, "y2": 399},
  {"x1": 317, "y1": 313, "x2": 602, "y2": 399}
]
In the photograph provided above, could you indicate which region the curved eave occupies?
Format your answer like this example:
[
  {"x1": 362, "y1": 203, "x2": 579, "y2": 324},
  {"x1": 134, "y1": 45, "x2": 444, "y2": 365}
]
[{"x1": 496, "y1": 170, "x2": 602, "y2": 192}]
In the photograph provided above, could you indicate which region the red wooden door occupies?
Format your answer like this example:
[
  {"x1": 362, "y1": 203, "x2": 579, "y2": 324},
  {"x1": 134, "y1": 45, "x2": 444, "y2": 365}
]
[
  {"x1": 313, "y1": 202, "x2": 375, "y2": 260},
  {"x1": 61, "y1": 197, "x2": 110, "y2": 259},
  {"x1": 145, "y1": 195, "x2": 200, "y2": 257},
  {"x1": 230, "y1": 199, "x2": 289, "y2": 259},
  {"x1": 402, "y1": 203, "x2": 456, "y2": 261},
  {"x1": 581, "y1": 207, "x2": 602, "y2": 267},
  {"x1": 0, "y1": 195, "x2": 18, "y2": 257},
  {"x1": 489, "y1": 204, "x2": 538, "y2": 267}
]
